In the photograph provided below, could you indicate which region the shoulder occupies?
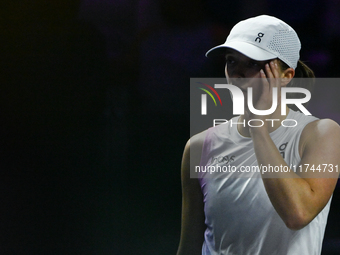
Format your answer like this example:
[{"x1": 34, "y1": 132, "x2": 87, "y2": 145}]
[
  {"x1": 183, "y1": 129, "x2": 209, "y2": 166},
  {"x1": 182, "y1": 129, "x2": 210, "y2": 177},
  {"x1": 181, "y1": 130, "x2": 208, "y2": 199},
  {"x1": 186, "y1": 129, "x2": 208, "y2": 151},
  {"x1": 300, "y1": 118, "x2": 340, "y2": 159},
  {"x1": 302, "y1": 118, "x2": 340, "y2": 141},
  {"x1": 186, "y1": 120, "x2": 232, "y2": 150}
]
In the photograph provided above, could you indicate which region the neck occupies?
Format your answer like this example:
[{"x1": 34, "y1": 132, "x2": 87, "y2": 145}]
[{"x1": 237, "y1": 106, "x2": 290, "y2": 137}]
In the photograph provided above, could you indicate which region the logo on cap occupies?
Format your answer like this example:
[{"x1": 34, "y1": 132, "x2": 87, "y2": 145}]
[{"x1": 255, "y1": 32, "x2": 264, "y2": 43}]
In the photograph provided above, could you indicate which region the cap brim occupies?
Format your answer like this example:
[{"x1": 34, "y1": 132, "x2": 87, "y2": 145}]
[{"x1": 205, "y1": 41, "x2": 277, "y2": 61}]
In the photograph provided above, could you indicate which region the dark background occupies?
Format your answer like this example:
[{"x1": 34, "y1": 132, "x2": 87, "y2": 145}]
[{"x1": 0, "y1": 0, "x2": 339, "y2": 254}]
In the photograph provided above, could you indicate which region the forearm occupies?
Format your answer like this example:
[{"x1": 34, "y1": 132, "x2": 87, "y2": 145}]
[
  {"x1": 177, "y1": 200, "x2": 205, "y2": 255},
  {"x1": 251, "y1": 128, "x2": 317, "y2": 229}
]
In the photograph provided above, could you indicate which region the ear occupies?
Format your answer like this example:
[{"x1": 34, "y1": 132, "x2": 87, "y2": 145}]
[{"x1": 280, "y1": 68, "x2": 295, "y2": 87}]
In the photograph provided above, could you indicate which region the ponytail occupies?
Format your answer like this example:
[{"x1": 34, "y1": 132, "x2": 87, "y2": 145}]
[{"x1": 294, "y1": 60, "x2": 315, "y2": 79}]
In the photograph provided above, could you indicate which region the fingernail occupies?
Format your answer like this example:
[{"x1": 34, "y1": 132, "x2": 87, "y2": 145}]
[{"x1": 260, "y1": 69, "x2": 264, "y2": 74}]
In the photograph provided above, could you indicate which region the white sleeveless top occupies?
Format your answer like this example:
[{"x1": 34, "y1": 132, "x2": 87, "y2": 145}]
[{"x1": 199, "y1": 109, "x2": 331, "y2": 255}]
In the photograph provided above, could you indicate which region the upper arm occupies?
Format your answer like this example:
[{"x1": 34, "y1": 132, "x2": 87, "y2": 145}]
[
  {"x1": 298, "y1": 119, "x2": 340, "y2": 217},
  {"x1": 177, "y1": 132, "x2": 207, "y2": 255}
]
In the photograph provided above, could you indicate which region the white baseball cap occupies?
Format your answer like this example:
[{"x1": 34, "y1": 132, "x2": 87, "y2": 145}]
[{"x1": 206, "y1": 15, "x2": 301, "y2": 69}]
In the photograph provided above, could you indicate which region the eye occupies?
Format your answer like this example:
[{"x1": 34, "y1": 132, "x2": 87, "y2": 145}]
[
  {"x1": 247, "y1": 60, "x2": 259, "y2": 67},
  {"x1": 225, "y1": 55, "x2": 236, "y2": 65}
]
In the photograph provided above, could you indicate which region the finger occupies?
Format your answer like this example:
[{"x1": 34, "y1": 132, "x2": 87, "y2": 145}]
[
  {"x1": 265, "y1": 63, "x2": 274, "y2": 79},
  {"x1": 262, "y1": 64, "x2": 275, "y2": 96},
  {"x1": 260, "y1": 69, "x2": 270, "y2": 93},
  {"x1": 266, "y1": 60, "x2": 282, "y2": 105},
  {"x1": 267, "y1": 61, "x2": 281, "y2": 89},
  {"x1": 272, "y1": 61, "x2": 282, "y2": 104},
  {"x1": 264, "y1": 63, "x2": 276, "y2": 91},
  {"x1": 270, "y1": 60, "x2": 280, "y2": 79},
  {"x1": 260, "y1": 69, "x2": 268, "y2": 82}
]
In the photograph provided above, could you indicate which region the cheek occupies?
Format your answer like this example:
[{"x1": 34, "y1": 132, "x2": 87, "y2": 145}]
[
  {"x1": 254, "y1": 85, "x2": 263, "y2": 100},
  {"x1": 245, "y1": 68, "x2": 262, "y2": 78},
  {"x1": 247, "y1": 82, "x2": 263, "y2": 102}
]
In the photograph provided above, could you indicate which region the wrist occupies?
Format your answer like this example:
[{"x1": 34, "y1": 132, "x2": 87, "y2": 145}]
[{"x1": 249, "y1": 124, "x2": 270, "y2": 137}]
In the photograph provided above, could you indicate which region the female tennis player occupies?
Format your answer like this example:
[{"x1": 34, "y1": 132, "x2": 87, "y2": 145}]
[{"x1": 177, "y1": 15, "x2": 340, "y2": 255}]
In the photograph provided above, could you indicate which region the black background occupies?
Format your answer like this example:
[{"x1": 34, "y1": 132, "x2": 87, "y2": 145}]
[{"x1": 0, "y1": 0, "x2": 339, "y2": 254}]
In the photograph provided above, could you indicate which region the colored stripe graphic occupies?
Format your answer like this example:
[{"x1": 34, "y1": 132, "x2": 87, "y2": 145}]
[
  {"x1": 197, "y1": 82, "x2": 222, "y2": 106},
  {"x1": 199, "y1": 88, "x2": 217, "y2": 106}
]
